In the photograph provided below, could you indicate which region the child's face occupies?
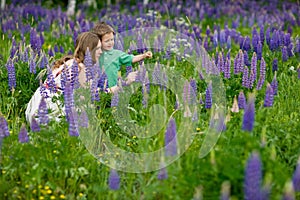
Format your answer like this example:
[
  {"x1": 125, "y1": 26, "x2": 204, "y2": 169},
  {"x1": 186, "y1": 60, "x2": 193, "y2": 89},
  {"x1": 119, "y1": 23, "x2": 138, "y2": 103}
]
[
  {"x1": 95, "y1": 40, "x2": 102, "y2": 62},
  {"x1": 101, "y1": 32, "x2": 114, "y2": 51}
]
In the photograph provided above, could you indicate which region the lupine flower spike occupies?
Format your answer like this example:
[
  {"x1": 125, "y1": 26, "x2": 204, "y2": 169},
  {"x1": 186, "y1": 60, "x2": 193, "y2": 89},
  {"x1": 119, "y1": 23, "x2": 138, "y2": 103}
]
[
  {"x1": 244, "y1": 152, "x2": 262, "y2": 200},
  {"x1": 0, "y1": 115, "x2": 10, "y2": 138},
  {"x1": 19, "y1": 124, "x2": 29, "y2": 143},
  {"x1": 30, "y1": 116, "x2": 40, "y2": 132},
  {"x1": 165, "y1": 117, "x2": 177, "y2": 156},
  {"x1": 108, "y1": 169, "x2": 120, "y2": 190},
  {"x1": 264, "y1": 83, "x2": 274, "y2": 107},
  {"x1": 242, "y1": 93, "x2": 255, "y2": 132},
  {"x1": 205, "y1": 82, "x2": 212, "y2": 109},
  {"x1": 238, "y1": 91, "x2": 246, "y2": 109},
  {"x1": 157, "y1": 162, "x2": 168, "y2": 180}
]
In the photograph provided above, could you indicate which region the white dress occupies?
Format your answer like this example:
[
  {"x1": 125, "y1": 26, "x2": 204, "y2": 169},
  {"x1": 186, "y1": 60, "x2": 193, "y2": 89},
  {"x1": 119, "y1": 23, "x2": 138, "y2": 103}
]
[{"x1": 25, "y1": 59, "x2": 75, "y2": 124}]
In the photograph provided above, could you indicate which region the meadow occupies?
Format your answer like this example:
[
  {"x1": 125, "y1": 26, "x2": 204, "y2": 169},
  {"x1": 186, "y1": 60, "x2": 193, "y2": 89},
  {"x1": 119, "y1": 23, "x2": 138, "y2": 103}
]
[{"x1": 0, "y1": 0, "x2": 300, "y2": 199}]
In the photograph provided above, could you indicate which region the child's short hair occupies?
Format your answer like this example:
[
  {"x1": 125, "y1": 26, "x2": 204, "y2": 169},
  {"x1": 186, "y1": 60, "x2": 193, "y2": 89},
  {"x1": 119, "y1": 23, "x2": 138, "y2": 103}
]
[{"x1": 90, "y1": 22, "x2": 115, "y2": 40}]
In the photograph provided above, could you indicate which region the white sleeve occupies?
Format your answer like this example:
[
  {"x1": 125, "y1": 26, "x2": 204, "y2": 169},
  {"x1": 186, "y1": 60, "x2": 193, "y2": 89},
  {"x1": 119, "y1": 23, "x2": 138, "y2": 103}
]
[{"x1": 25, "y1": 87, "x2": 43, "y2": 124}]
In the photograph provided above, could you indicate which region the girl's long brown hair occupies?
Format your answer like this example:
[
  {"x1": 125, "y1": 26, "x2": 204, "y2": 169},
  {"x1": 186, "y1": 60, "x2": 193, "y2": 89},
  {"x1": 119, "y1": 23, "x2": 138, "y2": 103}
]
[
  {"x1": 74, "y1": 32, "x2": 100, "y2": 64},
  {"x1": 52, "y1": 32, "x2": 99, "y2": 70}
]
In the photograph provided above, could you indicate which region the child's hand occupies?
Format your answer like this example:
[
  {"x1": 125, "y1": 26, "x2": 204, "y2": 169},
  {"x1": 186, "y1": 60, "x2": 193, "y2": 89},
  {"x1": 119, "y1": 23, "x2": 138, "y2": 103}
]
[
  {"x1": 144, "y1": 51, "x2": 152, "y2": 59},
  {"x1": 126, "y1": 71, "x2": 138, "y2": 85}
]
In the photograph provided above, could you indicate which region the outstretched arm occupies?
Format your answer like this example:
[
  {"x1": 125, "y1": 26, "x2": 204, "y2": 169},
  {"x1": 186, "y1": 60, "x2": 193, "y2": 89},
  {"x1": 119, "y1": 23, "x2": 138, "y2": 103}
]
[{"x1": 132, "y1": 51, "x2": 152, "y2": 63}]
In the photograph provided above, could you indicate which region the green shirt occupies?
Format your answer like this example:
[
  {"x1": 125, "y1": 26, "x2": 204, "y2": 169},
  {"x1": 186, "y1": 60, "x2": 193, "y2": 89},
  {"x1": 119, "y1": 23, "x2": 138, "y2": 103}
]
[{"x1": 99, "y1": 49, "x2": 134, "y2": 87}]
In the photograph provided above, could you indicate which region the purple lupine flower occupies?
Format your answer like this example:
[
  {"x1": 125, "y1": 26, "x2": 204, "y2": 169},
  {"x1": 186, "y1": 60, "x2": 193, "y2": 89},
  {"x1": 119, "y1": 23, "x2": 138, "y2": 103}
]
[
  {"x1": 238, "y1": 50, "x2": 244, "y2": 73},
  {"x1": 6, "y1": 59, "x2": 16, "y2": 90},
  {"x1": 244, "y1": 152, "x2": 262, "y2": 200},
  {"x1": 54, "y1": 44, "x2": 59, "y2": 53},
  {"x1": 227, "y1": 36, "x2": 231, "y2": 49},
  {"x1": 249, "y1": 71, "x2": 255, "y2": 89},
  {"x1": 256, "y1": 75, "x2": 265, "y2": 91},
  {"x1": 68, "y1": 109, "x2": 79, "y2": 137},
  {"x1": 79, "y1": 110, "x2": 89, "y2": 128},
  {"x1": 46, "y1": 71, "x2": 57, "y2": 94},
  {"x1": 9, "y1": 39, "x2": 17, "y2": 59},
  {"x1": 0, "y1": 116, "x2": 10, "y2": 138},
  {"x1": 91, "y1": 76, "x2": 100, "y2": 102},
  {"x1": 257, "y1": 42, "x2": 262, "y2": 60},
  {"x1": 243, "y1": 36, "x2": 251, "y2": 52},
  {"x1": 108, "y1": 169, "x2": 120, "y2": 190},
  {"x1": 259, "y1": 57, "x2": 266, "y2": 78},
  {"x1": 190, "y1": 78, "x2": 197, "y2": 95},
  {"x1": 250, "y1": 52, "x2": 257, "y2": 80},
  {"x1": 203, "y1": 37, "x2": 209, "y2": 50},
  {"x1": 152, "y1": 62, "x2": 161, "y2": 86},
  {"x1": 30, "y1": 28, "x2": 41, "y2": 52},
  {"x1": 287, "y1": 43, "x2": 294, "y2": 58},
  {"x1": 220, "y1": 29, "x2": 226, "y2": 46},
  {"x1": 213, "y1": 29, "x2": 218, "y2": 47},
  {"x1": 71, "y1": 61, "x2": 80, "y2": 89},
  {"x1": 271, "y1": 73, "x2": 278, "y2": 95},
  {"x1": 64, "y1": 83, "x2": 74, "y2": 122},
  {"x1": 217, "y1": 52, "x2": 224, "y2": 73},
  {"x1": 205, "y1": 82, "x2": 212, "y2": 109},
  {"x1": 157, "y1": 166, "x2": 168, "y2": 180},
  {"x1": 39, "y1": 53, "x2": 48, "y2": 69},
  {"x1": 242, "y1": 66, "x2": 249, "y2": 88},
  {"x1": 298, "y1": 68, "x2": 300, "y2": 79},
  {"x1": 295, "y1": 39, "x2": 300, "y2": 54},
  {"x1": 30, "y1": 117, "x2": 40, "y2": 132},
  {"x1": 165, "y1": 117, "x2": 177, "y2": 156},
  {"x1": 264, "y1": 83, "x2": 274, "y2": 107},
  {"x1": 23, "y1": 46, "x2": 29, "y2": 62},
  {"x1": 224, "y1": 57, "x2": 231, "y2": 79},
  {"x1": 126, "y1": 66, "x2": 132, "y2": 77},
  {"x1": 292, "y1": 159, "x2": 300, "y2": 191},
  {"x1": 84, "y1": 48, "x2": 93, "y2": 82},
  {"x1": 259, "y1": 25, "x2": 264, "y2": 44},
  {"x1": 60, "y1": 45, "x2": 64, "y2": 53},
  {"x1": 272, "y1": 58, "x2": 278, "y2": 72},
  {"x1": 38, "y1": 97, "x2": 49, "y2": 125},
  {"x1": 284, "y1": 33, "x2": 291, "y2": 47},
  {"x1": 39, "y1": 34, "x2": 44, "y2": 47},
  {"x1": 252, "y1": 34, "x2": 258, "y2": 53},
  {"x1": 97, "y1": 71, "x2": 108, "y2": 91},
  {"x1": 18, "y1": 124, "x2": 29, "y2": 143},
  {"x1": 244, "y1": 51, "x2": 250, "y2": 67},
  {"x1": 242, "y1": 93, "x2": 255, "y2": 132},
  {"x1": 39, "y1": 79, "x2": 49, "y2": 98},
  {"x1": 111, "y1": 92, "x2": 119, "y2": 107},
  {"x1": 48, "y1": 47, "x2": 54, "y2": 57},
  {"x1": 282, "y1": 46, "x2": 288, "y2": 62}
]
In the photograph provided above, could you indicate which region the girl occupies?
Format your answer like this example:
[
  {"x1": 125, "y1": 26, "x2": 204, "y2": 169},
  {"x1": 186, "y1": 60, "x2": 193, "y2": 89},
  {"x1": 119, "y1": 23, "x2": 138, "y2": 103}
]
[{"x1": 25, "y1": 32, "x2": 102, "y2": 124}]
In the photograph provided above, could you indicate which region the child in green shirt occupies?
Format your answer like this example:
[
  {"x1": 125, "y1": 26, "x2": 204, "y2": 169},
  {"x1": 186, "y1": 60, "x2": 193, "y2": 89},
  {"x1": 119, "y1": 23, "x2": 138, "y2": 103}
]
[{"x1": 90, "y1": 22, "x2": 152, "y2": 92}]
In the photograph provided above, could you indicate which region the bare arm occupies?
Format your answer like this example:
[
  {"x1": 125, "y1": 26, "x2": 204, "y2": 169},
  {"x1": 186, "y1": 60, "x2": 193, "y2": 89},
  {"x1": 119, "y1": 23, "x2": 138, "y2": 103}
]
[{"x1": 132, "y1": 51, "x2": 152, "y2": 63}]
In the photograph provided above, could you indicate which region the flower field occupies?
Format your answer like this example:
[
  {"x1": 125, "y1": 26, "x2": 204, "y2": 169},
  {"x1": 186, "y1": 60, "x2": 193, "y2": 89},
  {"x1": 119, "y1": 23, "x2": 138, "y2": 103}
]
[{"x1": 1, "y1": 0, "x2": 300, "y2": 199}]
